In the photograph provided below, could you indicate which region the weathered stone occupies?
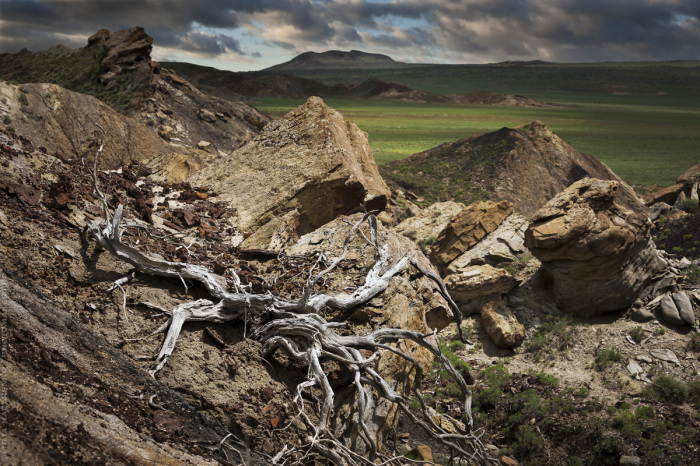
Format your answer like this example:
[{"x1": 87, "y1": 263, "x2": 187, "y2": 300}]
[
  {"x1": 195, "y1": 97, "x2": 390, "y2": 242},
  {"x1": 447, "y1": 213, "x2": 529, "y2": 273},
  {"x1": 619, "y1": 455, "x2": 641, "y2": 466},
  {"x1": 672, "y1": 291, "x2": 696, "y2": 327},
  {"x1": 410, "y1": 446, "x2": 433, "y2": 462},
  {"x1": 649, "y1": 348, "x2": 679, "y2": 364},
  {"x1": 430, "y1": 200, "x2": 513, "y2": 266},
  {"x1": 500, "y1": 455, "x2": 519, "y2": 466},
  {"x1": 646, "y1": 183, "x2": 685, "y2": 207},
  {"x1": 660, "y1": 295, "x2": 684, "y2": 326},
  {"x1": 480, "y1": 297, "x2": 525, "y2": 349},
  {"x1": 525, "y1": 178, "x2": 664, "y2": 317},
  {"x1": 158, "y1": 125, "x2": 174, "y2": 140},
  {"x1": 648, "y1": 202, "x2": 672, "y2": 221},
  {"x1": 444, "y1": 265, "x2": 518, "y2": 303},
  {"x1": 198, "y1": 108, "x2": 217, "y2": 123},
  {"x1": 673, "y1": 191, "x2": 687, "y2": 212},
  {"x1": 197, "y1": 140, "x2": 211, "y2": 150},
  {"x1": 395, "y1": 201, "x2": 466, "y2": 248},
  {"x1": 632, "y1": 307, "x2": 654, "y2": 322}
]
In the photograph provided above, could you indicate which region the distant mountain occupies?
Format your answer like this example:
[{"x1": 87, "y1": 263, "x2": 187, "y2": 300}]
[{"x1": 264, "y1": 50, "x2": 406, "y2": 71}]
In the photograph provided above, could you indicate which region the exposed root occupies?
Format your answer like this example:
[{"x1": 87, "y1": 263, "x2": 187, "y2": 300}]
[{"x1": 85, "y1": 150, "x2": 495, "y2": 463}]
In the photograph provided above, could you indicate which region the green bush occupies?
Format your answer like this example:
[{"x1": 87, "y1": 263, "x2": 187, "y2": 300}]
[
  {"x1": 690, "y1": 332, "x2": 700, "y2": 352},
  {"x1": 643, "y1": 374, "x2": 688, "y2": 404},
  {"x1": 630, "y1": 326, "x2": 645, "y2": 343},
  {"x1": 2, "y1": 115, "x2": 11, "y2": 125},
  {"x1": 681, "y1": 198, "x2": 698, "y2": 214},
  {"x1": 527, "y1": 315, "x2": 577, "y2": 353},
  {"x1": 595, "y1": 346, "x2": 622, "y2": 371},
  {"x1": 18, "y1": 93, "x2": 29, "y2": 106}
]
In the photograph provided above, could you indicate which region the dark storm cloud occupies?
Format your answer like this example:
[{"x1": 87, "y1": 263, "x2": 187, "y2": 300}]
[{"x1": 0, "y1": 0, "x2": 698, "y2": 64}]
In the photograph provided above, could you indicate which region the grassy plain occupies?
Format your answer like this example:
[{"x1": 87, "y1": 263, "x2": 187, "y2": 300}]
[{"x1": 253, "y1": 62, "x2": 700, "y2": 187}]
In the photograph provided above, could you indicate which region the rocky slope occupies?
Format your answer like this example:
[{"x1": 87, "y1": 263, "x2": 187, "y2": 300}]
[
  {"x1": 381, "y1": 120, "x2": 644, "y2": 218},
  {"x1": 0, "y1": 95, "x2": 480, "y2": 464},
  {"x1": 0, "y1": 27, "x2": 269, "y2": 157}
]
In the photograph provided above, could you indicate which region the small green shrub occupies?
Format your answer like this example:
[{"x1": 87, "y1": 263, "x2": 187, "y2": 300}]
[
  {"x1": 643, "y1": 374, "x2": 688, "y2": 404},
  {"x1": 418, "y1": 235, "x2": 436, "y2": 254},
  {"x1": 2, "y1": 115, "x2": 11, "y2": 125},
  {"x1": 595, "y1": 346, "x2": 622, "y2": 371},
  {"x1": 681, "y1": 198, "x2": 699, "y2": 214},
  {"x1": 18, "y1": 93, "x2": 29, "y2": 106},
  {"x1": 630, "y1": 326, "x2": 645, "y2": 343},
  {"x1": 689, "y1": 332, "x2": 700, "y2": 352},
  {"x1": 527, "y1": 315, "x2": 577, "y2": 353}
]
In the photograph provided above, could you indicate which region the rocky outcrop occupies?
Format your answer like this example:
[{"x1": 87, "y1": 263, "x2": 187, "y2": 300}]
[
  {"x1": 525, "y1": 178, "x2": 666, "y2": 317},
  {"x1": 88, "y1": 27, "x2": 155, "y2": 107},
  {"x1": 480, "y1": 298, "x2": 525, "y2": 349},
  {"x1": 447, "y1": 213, "x2": 529, "y2": 273},
  {"x1": 0, "y1": 127, "x2": 456, "y2": 461},
  {"x1": 0, "y1": 81, "x2": 189, "y2": 180},
  {"x1": 444, "y1": 265, "x2": 518, "y2": 308},
  {"x1": 195, "y1": 97, "x2": 391, "y2": 246},
  {"x1": 381, "y1": 121, "x2": 644, "y2": 218},
  {"x1": 395, "y1": 201, "x2": 466, "y2": 247},
  {"x1": 430, "y1": 200, "x2": 513, "y2": 266}
]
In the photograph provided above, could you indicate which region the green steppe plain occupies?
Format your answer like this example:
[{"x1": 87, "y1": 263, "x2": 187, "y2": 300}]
[{"x1": 252, "y1": 62, "x2": 700, "y2": 188}]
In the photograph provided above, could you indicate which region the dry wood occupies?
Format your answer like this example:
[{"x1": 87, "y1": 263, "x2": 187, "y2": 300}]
[{"x1": 86, "y1": 147, "x2": 496, "y2": 463}]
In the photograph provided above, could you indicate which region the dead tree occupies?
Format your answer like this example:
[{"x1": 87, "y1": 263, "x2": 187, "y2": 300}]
[{"x1": 86, "y1": 139, "x2": 496, "y2": 465}]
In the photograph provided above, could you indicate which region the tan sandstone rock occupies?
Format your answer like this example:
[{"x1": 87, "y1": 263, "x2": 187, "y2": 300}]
[
  {"x1": 525, "y1": 178, "x2": 666, "y2": 317},
  {"x1": 444, "y1": 265, "x2": 519, "y2": 303},
  {"x1": 196, "y1": 96, "x2": 391, "y2": 247},
  {"x1": 430, "y1": 200, "x2": 513, "y2": 266},
  {"x1": 481, "y1": 297, "x2": 525, "y2": 349},
  {"x1": 395, "y1": 200, "x2": 466, "y2": 247}
]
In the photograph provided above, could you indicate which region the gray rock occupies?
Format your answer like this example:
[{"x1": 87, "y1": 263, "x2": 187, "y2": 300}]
[
  {"x1": 632, "y1": 307, "x2": 654, "y2": 322},
  {"x1": 627, "y1": 360, "x2": 643, "y2": 377},
  {"x1": 620, "y1": 455, "x2": 641, "y2": 466},
  {"x1": 660, "y1": 294, "x2": 685, "y2": 326},
  {"x1": 672, "y1": 291, "x2": 696, "y2": 327},
  {"x1": 649, "y1": 202, "x2": 672, "y2": 221},
  {"x1": 447, "y1": 213, "x2": 529, "y2": 272},
  {"x1": 649, "y1": 348, "x2": 679, "y2": 364}
]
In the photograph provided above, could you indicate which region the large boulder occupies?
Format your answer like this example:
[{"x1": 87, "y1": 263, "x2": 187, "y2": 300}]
[
  {"x1": 447, "y1": 213, "x2": 529, "y2": 273},
  {"x1": 444, "y1": 264, "x2": 519, "y2": 308},
  {"x1": 429, "y1": 200, "x2": 513, "y2": 266},
  {"x1": 395, "y1": 201, "x2": 466, "y2": 246},
  {"x1": 525, "y1": 178, "x2": 666, "y2": 317},
  {"x1": 196, "y1": 97, "x2": 391, "y2": 247},
  {"x1": 480, "y1": 297, "x2": 525, "y2": 349}
]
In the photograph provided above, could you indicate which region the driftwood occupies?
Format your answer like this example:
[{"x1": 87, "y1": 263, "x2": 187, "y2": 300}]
[{"x1": 86, "y1": 137, "x2": 496, "y2": 464}]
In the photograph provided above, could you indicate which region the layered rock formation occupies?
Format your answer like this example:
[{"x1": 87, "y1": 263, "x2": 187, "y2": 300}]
[
  {"x1": 525, "y1": 178, "x2": 666, "y2": 317},
  {"x1": 0, "y1": 81, "x2": 188, "y2": 179},
  {"x1": 430, "y1": 200, "x2": 513, "y2": 266},
  {"x1": 195, "y1": 96, "x2": 391, "y2": 246}
]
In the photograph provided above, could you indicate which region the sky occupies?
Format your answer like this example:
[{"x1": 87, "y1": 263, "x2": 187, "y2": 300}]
[{"x1": 1, "y1": 0, "x2": 699, "y2": 71}]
